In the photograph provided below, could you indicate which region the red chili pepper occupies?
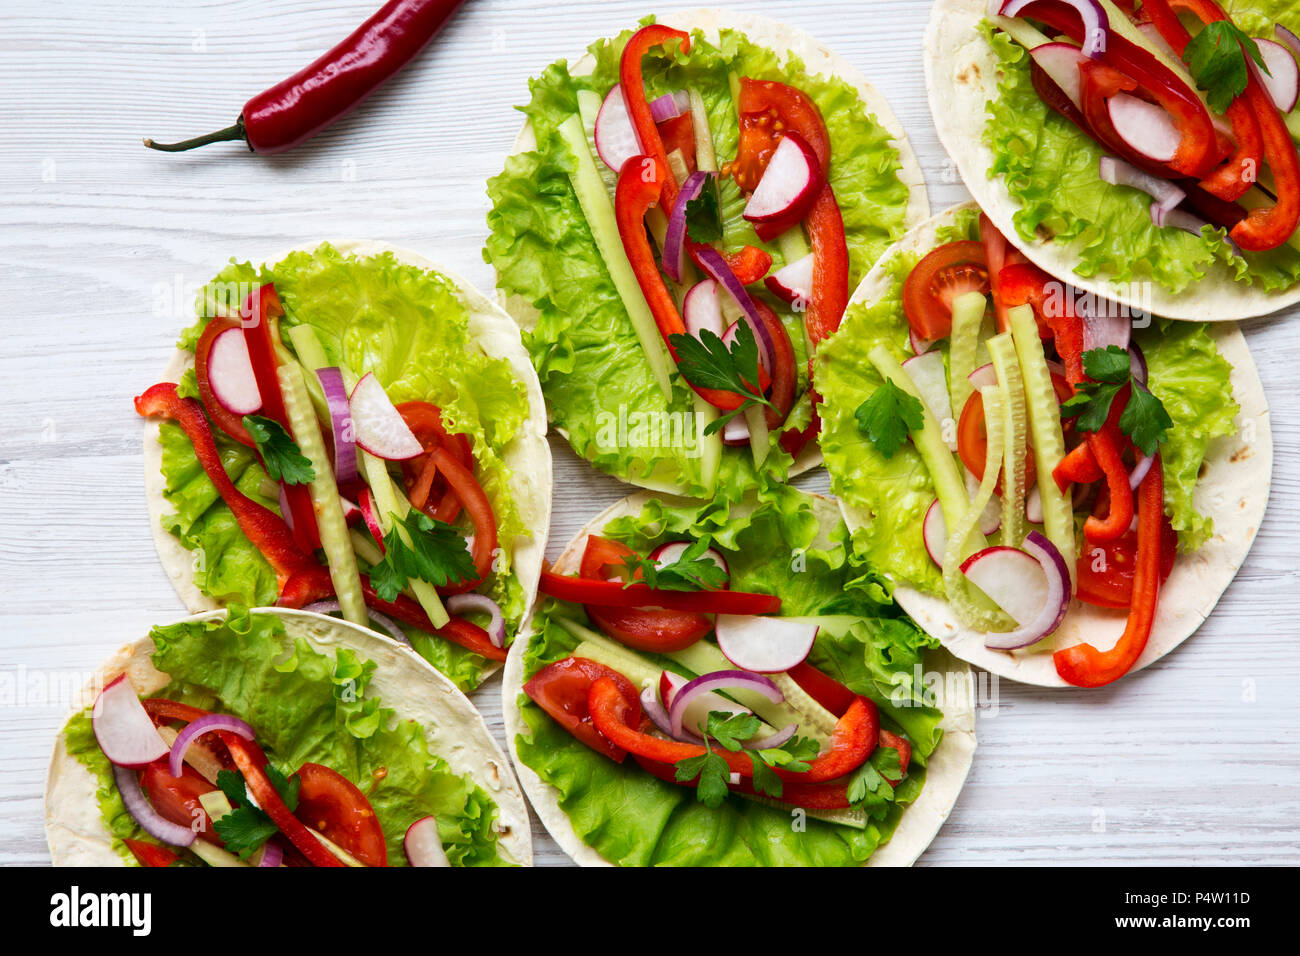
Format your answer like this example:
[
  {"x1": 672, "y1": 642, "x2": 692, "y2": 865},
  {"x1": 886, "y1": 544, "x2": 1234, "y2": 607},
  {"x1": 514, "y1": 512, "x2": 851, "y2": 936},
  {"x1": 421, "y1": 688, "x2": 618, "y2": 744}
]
[
  {"x1": 239, "y1": 285, "x2": 321, "y2": 553},
  {"x1": 618, "y1": 25, "x2": 692, "y2": 212},
  {"x1": 539, "y1": 569, "x2": 781, "y2": 615},
  {"x1": 124, "y1": 838, "x2": 180, "y2": 868},
  {"x1": 1054, "y1": 456, "x2": 1164, "y2": 686},
  {"x1": 144, "y1": 0, "x2": 468, "y2": 155},
  {"x1": 614, "y1": 154, "x2": 760, "y2": 412},
  {"x1": 135, "y1": 382, "x2": 315, "y2": 587},
  {"x1": 277, "y1": 565, "x2": 505, "y2": 661},
  {"x1": 219, "y1": 733, "x2": 344, "y2": 867}
]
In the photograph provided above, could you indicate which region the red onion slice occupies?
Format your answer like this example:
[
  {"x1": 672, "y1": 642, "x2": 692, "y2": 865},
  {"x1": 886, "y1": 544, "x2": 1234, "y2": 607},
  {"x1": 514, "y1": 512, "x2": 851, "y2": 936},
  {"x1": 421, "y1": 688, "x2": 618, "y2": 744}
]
[
  {"x1": 1000, "y1": 0, "x2": 1109, "y2": 57},
  {"x1": 649, "y1": 91, "x2": 691, "y2": 123},
  {"x1": 1099, "y1": 156, "x2": 1185, "y2": 226},
  {"x1": 113, "y1": 764, "x2": 196, "y2": 848},
  {"x1": 668, "y1": 670, "x2": 782, "y2": 741},
  {"x1": 1079, "y1": 297, "x2": 1131, "y2": 353},
  {"x1": 316, "y1": 367, "x2": 358, "y2": 485},
  {"x1": 302, "y1": 599, "x2": 410, "y2": 646},
  {"x1": 257, "y1": 841, "x2": 284, "y2": 868},
  {"x1": 690, "y1": 244, "x2": 777, "y2": 371},
  {"x1": 641, "y1": 683, "x2": 705, "y2": 745},
  {"x1": 169, "y1": 713, "x2": 255, "y2": 778},
  {"x1": 742, "y1": 722, "x2": 798, "y2": 751},
  {"x1": 446, "y1": 593, "x2": 506, "y2": 648},
  {"x1": 1128, "y1": 452, "x2": 1156, "y2": 490},
  {"x1": 663, "y1": 171, "x2": 710, "y2": 283},
  {"x1": 278, "y1": 485, "x2": 294, "y2": 532},
  {"x1": 1128, "y1": 341, "x2": 1148, "y2": 386}
]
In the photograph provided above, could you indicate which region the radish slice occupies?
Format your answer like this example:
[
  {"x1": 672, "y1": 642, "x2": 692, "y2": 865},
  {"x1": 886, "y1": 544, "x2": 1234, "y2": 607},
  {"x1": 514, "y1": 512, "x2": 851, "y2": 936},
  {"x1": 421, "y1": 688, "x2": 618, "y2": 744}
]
[
  {"x1": 316, "y1": 367, "x2": 358, "y2": 485},
  {"x1": 358, "y1": 488, "x2": 386, "y2": 552},
  {"x1": 114, "y1": 764, "x2": 196, "y2": 847},
  {"x1": 910, "y1": 327, "x2": 936, "y2": 356},
  {"x1": 1025, "y1": 483, "x2": 1044, "y2": 524},
  {"x1": 404, "y1": 816, "x2": 451, "y2": 867},
  {"x1": 1000, "y1": 0, "x2": 1109, "y2": 58},
  {"x1": 93, "y1": 675, "x2": 170, "y2": 769},
  {"x1": 169, "y1": 713, "x2": 255, "y2": 778},
  {"x1": 649, "y1": 540, "x2": 730, "y2": 579},
  {"x1": 348, "y1": 373, "x2": 423, "y2": 461},
  {"x1": 663, "y1": 171, "x2": 710, "y2": 283},
  {"x1": 683, "y1": 279, "x2": 725, "y2": 340},
  {"x1": 1108, "y1": 94, "x2": 1181, "y2": 163},
  {"x1": 207, "y1": 327, "x2": 261, "y2": 415},
  {"x1": 721, "y1": 414, "x2": 750, "y2": 446},
  {"x1": 340, "y1": 497, "x2": 361, "y2": 524},
  {"x1": 1027, "y1": 41, "x2": 1089, "y2": 108},
  {"x1": 715, "y1": 615, "x2": 818, "y2": 673},
  {"x1": 968, "y1": 362, "x2": 998, "y2": 391},
  {"x1": 961, "y1": 531, "x2": 1071, "y2": 650},
  {"x1": 595, "y1": 84, "x2": 640, "y2": 173},
  {"x1": 764, "y1": 252, "x2": 814, "y2": 307},
  {"x1": 743, "y1": 132, "x2": 821, "y2": 223},
  {"x1": 446, "y1": 593, "x2": 506, "y2": 648},
  {"x1": 923, "y1": 499, "x2": 948, "y2": 568},
  {"x1": 964, "y1": 470, "x2": 1002, "y2": 536},
  {"x1": 642, "y1": 682, "x2": 697, "y2": 742},
  {"x1": 668, "y1": 670, "x2": 781, "y2": 740},
  {"x1": 1255, "y1": 38, "x2": 1299, "y2": 113},
  {"x1": 902, "y1": 350, "x2": 953, "y2": 446}
]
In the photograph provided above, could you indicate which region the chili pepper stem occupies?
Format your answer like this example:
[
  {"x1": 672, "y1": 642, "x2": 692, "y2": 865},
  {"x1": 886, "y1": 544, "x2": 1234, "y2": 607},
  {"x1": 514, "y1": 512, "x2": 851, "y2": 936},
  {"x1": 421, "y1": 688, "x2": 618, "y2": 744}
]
[{"x1": 143, "y1": 119, "x2": 247, "y2": 152}]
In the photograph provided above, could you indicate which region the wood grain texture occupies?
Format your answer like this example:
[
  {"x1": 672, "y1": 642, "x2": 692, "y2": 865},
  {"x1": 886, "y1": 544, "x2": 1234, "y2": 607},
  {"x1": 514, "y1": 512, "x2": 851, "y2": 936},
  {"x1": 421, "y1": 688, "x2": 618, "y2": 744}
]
[{"x1": 1, "y1": 0, "x2": 1297, "y2": 867}]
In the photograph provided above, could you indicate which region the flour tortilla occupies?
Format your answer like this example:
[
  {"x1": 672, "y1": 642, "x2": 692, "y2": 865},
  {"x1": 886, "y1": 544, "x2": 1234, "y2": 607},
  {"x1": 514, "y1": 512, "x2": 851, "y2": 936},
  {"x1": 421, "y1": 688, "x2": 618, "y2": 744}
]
[
  {"x1": 497, "y1": 7, "x2": 933, "y2": 490},
  {"x1": 837, "y1": 202, "x2": 1272, "y2": 687},
  {"x1": 501, "y1": 491, "x2": 977, "y2": 867},
  {"x1": 923, "y1": 0, "x2": 1300, "y2": 322},
  {"x1": 44, "y1": 607, "x2": 532, "y2": 866},
  {"x1": 141, "y1": 241, "x2": 552, "y2": 680}
]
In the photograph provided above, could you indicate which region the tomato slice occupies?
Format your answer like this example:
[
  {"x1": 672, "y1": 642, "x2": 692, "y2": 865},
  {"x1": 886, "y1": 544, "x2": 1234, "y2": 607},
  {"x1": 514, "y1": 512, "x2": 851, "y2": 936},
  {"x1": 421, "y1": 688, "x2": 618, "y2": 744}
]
[
  {"x1": 124, "y1": 838, "x2": 180, "y2": 867},
  {"x1": 1076, "y1": 513, "x2": 1178, "y2": 608},
  {"x1": 956, "y1": 371, "x2": 1071, "y2": 491},
  {"x1": 657, "y1": 113, "x2": 697, "y2": 174},
  {"x1": 996, "y1": 262, "x2": 1060, "y2": 340},
  {"x1": 877, "y1": 729, "x2": 912, "y2": 785},
  {"x1": 902, "y1": 241, "x2": 989, "y2": 342},
  {"x1": 193, "y1": 316, "x2": 257, "y2": 447},
  {"x1": 139, "y1": 760, "x2": 221, "y2": 846},
  {"x1": 580, "y1": 536, "x2": 713, "y2": 652},
  {"x1": 292, "y1": 763, "x2": 387, "y2": 867},
  {"x1": 523, "y1": 657, "x2": 642, "y2": 762}
]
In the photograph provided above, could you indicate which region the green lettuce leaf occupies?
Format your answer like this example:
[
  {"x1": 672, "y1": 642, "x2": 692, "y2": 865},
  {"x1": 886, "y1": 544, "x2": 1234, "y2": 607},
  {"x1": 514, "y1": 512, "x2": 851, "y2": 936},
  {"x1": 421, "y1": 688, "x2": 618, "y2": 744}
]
[
  {"x1": 513, "y1": 485, "x2": 942, "y2": 866},
  {"x1": 157, "y1": 244, "x2": 534, "y2": 690},
  {"x1": 486, "y1": 20, "x2": 912, "y2": 496},
  {"x1": 63, "y1": 608, "x2": 509, "y2": 866},
  {"x1": 980, "y1": 15, "x2": 1300, "y2": 295}
]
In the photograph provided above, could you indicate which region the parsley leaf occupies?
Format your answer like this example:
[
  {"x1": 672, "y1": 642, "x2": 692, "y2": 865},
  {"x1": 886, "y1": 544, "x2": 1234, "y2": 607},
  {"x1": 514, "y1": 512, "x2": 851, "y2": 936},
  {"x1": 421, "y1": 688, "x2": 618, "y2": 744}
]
[
  {"x1": 759, "y1": 735, "x2": 820, "y2": 775},
  {"x1": 668, "y1": 323, "x2": 774, "y2": 436},
  {"x1": 675, "y1": 748, "x2": 731, "y2": 809},
  {"x1": 748, "y1": 752, "x2": 784, "y2": 798},
  {"x1": 854, "y1": 379, "x2": 924, "y2": 458},
  {"x1": 620, "y1": 536, "x2": 730, "y2": 592},
  {"x1": 684, "y1": 182, "x2": 723, "y2": 244},
  {"x1": 243, "y1": 415, "x2": 315, "y2": 485},
  {"x1": 212, "y1": 766, "x2": 301, "y2": 860},
  {"x1": 1060, "y1": 346, "x2": 1172, "y2": 456},
  {"x1": 370, "y1": 510, "x2": 477, "y2": 602},
  {"x1": 707, "y1": 710, "x2": 762, "y2": 752},
  {"x1": 1183, "y1": 21, "x2": 1268, "y2": 114}
]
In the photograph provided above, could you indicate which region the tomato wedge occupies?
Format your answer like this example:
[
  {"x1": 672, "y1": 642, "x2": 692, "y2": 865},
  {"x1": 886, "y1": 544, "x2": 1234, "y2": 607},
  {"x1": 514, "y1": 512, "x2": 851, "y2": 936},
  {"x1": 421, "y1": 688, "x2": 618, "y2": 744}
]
[
  {"x1": 524, "y1": 657, "x2": 642, "y2": 762},
  {"x1": 124, "y1": 838, "x2": 180, "y2": 868},
  {"x1": 1075, "y1": 512, "x2": 1178, "y2": 608},
  {"x1": 579, "y1": 536, "x2": 712, "y2": 653},
  {"x1": 292, "y1": 763, "x2": 387, "y2": 867},
  {"x1": 902, "y1": 241, "x2": 989, "y2": 342},
  {"x1": 139, "y1": 760, "x2": 221, "y2": 846}
]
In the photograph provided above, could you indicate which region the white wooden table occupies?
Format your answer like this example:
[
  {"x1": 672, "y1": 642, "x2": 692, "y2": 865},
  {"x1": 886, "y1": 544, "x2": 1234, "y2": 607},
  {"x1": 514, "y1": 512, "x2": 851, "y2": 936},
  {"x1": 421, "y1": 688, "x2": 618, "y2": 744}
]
[{"x1": 2, "y1": 0, "x2": 1297, "y2": 867}]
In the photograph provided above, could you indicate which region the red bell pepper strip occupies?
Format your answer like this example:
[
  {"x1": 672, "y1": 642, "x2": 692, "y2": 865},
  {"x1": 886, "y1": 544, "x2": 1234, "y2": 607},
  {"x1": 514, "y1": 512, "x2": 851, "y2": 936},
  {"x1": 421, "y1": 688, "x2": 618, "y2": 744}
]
[
  {"x1": 1053, "y1": 439, "x2": 1105, "y2": 493},
  {"x1": 239, "y1": 284, "x2": 321, "y2": 553},
  {"x1": 425, "y1": 447, "x2": 498, "y2": 595},
  {"x1": 1026, "y1": 1, "x2": 1224, "y2": 178},
  {"x1": 218, "y1": 733, "x2": 343, "y2": 867},
  {"x1": 134, "y1": 382, "x2": 315, "y2": 586},
  {"x1": 619, "y1": 24, "x2": 692, "y2": 213},
  {"x1": 579, "y1": 536, "x2": 712, "y2": 653},
  {"x1": 397, "y1": 400, "x2": 473, "y2": 523},
  {"x1": 524, "y1": 657, "x2": 641, "y2": 762},
  {"x1": 1084, "y1": 386, "x2": 1135, "y2": 544},
  {"x1": 588, "y1": 677, "x2": 879, "y2": 784},
  {"x1": 142, "y1": 698, "x2": 213, "y2": 725},
  {"x1": 1055, "y1": 456, "x2": 1164, "y2": 686},
  {"x1": 757, "y1": 300, "x2": 797, "y2": 431},
  {"x1": 786, "y1": 660, "x2": 857, "y2": 718},
  {"x1": 687, "y1": 241, "x2": 772, "y2": 286},
  {"x1": 980, "y1": 213, "x2": 1015, "y2": 333},
  {"x1": 539, "y1": 569, "x2": 781, "y2": 615},
  {"x1": 615, "y1": 155, "x2": 758, "y2": 412},
  {"x1": 124, "y1": 838, "x2": 180, "y2": 867},
  {"x1": 194, "y1": 316, "x2": 256, "y2": 447},
  {"x1": 277, "y1": 565, "x2": 505, "y2": 661},
  {"x1": 734, "y1": 77, "x2": 849, "y2": 347}
]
